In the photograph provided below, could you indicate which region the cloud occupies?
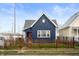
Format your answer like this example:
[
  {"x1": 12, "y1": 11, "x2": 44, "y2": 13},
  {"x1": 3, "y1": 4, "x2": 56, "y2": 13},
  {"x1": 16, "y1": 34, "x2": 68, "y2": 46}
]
[
  {"x1": 0, "y1": 4, "x2": 14, "y2": 33},
  {"x1": 0, "y1": 4, "x2": 14, "y2": 15},
  {"x1": 15, "y1": 8, "x2": 43, "y2": 33},
  {"x1": 15, "y1": 4, "x2": 79, "y2": 32},
  {"x1": 0, "y1": 4, "x2": 28, "y2": 33},
  {"x1": 51, "y1": 5, "x2": 79, "y2": 25},
  {"x1": 0, "y1": 3, "x2": 79, "y2": 33}
]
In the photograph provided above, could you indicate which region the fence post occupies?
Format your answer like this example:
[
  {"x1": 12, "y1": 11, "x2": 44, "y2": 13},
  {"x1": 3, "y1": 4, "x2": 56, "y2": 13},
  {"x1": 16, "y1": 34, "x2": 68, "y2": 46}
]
[
  {"x1": 55, "y1": 39, "x2": 57, "y2": 48},
  {"x1": 56, "y1": 36, "x2": 60, "y2": 48},
  {"x1": 67, "y1": 37, "x2": 68, "y2": 48},
  {"x1": 63, "y1": 37, "x2": 64, "y2": 48},
  {"x1": 73, "y1": 37, "x2": 74, "y2": 48},
  {"x1": 66, "y1": 37, "x2": 68, "y2": 48},
  {"x1": 68, "y1": 37, "x2": 70, "y2": 48}
]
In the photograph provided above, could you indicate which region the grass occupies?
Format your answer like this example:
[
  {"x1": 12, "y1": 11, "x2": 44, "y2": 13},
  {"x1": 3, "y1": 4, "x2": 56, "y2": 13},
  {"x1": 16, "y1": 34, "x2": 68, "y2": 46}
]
[
  {"x1": 32, "y1": 43, "x2": 77, "y2": 48},
  {"x1": 0, "y1": 43, "x2": 79, "y2": 55},
  {"x1": 0, "y1": 48, "x2": 79, "y2": 55},
  {"x1": 32, "y1": 43, "x2": 56, "y2": 48}
]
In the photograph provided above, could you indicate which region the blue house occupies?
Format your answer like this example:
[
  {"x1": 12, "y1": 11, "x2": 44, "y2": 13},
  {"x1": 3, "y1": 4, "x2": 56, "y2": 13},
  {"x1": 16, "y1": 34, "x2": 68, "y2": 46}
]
[{"x1": 24, "y1": 14, "x2": 57, "y2": 45}]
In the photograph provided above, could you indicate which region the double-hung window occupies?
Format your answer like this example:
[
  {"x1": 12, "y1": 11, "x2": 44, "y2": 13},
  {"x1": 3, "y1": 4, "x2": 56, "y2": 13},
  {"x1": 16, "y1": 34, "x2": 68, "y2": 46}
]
[{"x1": 37, "y1": 30, "x2": 50, "y2": 38}]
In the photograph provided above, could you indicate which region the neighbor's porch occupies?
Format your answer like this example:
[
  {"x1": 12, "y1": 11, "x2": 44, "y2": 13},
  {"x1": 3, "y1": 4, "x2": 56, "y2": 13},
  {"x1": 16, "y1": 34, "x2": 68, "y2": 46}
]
[{"x1": 69, "y1": 27, "x2": 79, "y2": 41}]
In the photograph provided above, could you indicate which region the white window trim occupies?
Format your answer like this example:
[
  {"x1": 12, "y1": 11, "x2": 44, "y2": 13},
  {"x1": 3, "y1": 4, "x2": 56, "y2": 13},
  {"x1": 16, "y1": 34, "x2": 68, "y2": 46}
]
[{"x1": 37, "y1": 30, "x2": 51, "y2": 38}]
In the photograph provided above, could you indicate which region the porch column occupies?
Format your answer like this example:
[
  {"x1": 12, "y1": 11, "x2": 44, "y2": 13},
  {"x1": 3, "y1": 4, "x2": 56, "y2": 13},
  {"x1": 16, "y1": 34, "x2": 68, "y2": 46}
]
[
  {"x1": 77, "y1": 28, "x2": 78, "y2": 38},
  {"x1": 69, "y1": 27, "x2": 72, "y2": 37}
]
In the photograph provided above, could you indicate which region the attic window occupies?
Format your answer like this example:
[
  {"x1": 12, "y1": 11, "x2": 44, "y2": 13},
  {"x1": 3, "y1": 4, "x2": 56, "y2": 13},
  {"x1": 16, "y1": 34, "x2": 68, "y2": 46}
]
[{"x1": 42, "y1": 19, "x2": 45, "y2": 23}]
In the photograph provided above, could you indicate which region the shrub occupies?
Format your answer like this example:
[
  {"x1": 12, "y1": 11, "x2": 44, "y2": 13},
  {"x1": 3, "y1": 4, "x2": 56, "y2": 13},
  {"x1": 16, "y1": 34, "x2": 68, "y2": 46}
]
[{"x1": 15, "y1": 37, "x2": 25, "y2": 49}]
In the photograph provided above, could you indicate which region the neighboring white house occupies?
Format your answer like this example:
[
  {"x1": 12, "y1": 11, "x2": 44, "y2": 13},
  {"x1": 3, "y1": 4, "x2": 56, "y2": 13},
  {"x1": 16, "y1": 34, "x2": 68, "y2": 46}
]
[
  {"x1": 0, "y1": 37, "x2": 5, "y2": 48},
  {"x1": 59, "y1": 12, "x2": 79, "y2": 41}
]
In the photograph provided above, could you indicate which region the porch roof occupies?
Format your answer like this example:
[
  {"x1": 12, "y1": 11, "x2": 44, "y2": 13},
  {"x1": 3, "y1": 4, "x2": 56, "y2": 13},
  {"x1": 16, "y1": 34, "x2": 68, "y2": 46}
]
[{"x1": 24, "y1": 20, "x2": 35, "y2": 30}]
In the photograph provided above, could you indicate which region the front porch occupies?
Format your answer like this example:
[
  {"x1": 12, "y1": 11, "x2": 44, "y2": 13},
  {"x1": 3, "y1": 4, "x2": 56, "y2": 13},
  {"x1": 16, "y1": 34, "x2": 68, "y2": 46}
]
[{"x1": 69, "y1": 27, "x2": 79, "y2": 41}]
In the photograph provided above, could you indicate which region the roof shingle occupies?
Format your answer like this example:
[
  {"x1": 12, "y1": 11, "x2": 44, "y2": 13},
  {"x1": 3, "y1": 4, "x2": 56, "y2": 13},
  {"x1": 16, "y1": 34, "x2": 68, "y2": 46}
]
[{"x1": 24, "y1": 20, "x2": 35, "y2": 29}]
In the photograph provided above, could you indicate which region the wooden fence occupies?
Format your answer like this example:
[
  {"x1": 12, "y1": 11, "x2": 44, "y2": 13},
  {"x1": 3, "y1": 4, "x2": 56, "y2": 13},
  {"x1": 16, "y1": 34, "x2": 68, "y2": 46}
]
[
  {"x1": 55, "y1": 36, "x2": 79, "y2": 48},
  {"x1": 30, "y1": 37, "x2": 79, "y2": 48},
  {"x1": 3, "y1": 36, "x2": 79, "y2": 48}
]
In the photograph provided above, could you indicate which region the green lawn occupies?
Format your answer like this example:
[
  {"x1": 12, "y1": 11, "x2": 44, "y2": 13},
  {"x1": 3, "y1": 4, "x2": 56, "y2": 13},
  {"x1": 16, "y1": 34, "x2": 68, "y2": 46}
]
[
  {"x1": 0, "y1": 43, "x2": 79, "y2": 55},
  {"x1": 0, "y1": 48, "x2": 79, "y2": 55}
]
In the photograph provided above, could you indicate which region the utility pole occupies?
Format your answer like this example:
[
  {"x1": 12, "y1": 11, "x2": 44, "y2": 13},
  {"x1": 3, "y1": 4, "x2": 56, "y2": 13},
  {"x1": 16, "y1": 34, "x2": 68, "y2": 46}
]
[
  {"x1": 14, "y1": 3, "x2": 16, "y2": 34},
  {"x1": 13, "y1": 3, "x2": 16, "y2": 41}
]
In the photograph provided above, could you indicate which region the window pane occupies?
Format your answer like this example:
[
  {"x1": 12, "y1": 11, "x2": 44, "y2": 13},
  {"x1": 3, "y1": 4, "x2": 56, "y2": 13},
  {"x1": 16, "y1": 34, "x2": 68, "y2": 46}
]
[
  {"x1": 37, "y1": 30, "x2": 40, "y2": 37},
  {"x1": 42, "y1": 30, "x2": 46, "y2": 37},
  {"x1": 46, "y1": 30, "x2": 50, "y2": 37}
]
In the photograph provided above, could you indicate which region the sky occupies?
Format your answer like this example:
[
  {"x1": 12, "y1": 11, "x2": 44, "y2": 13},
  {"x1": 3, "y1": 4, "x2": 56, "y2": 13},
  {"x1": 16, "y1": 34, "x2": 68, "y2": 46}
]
[{"x1": 0, "y1": 3, "x2": 79, "y2": 33}]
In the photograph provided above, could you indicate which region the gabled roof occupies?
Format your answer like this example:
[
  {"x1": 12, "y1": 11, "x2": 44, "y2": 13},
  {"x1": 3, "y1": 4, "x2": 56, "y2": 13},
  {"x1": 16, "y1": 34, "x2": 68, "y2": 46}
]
[
  {"x1": 31, "y1": 14, "x2": 57, "y2": 27},
  {"x1": 24, "y1": 14, "x2": 57, "y2": 30},
  {"x1": 52, "y1": 19, "x2": 58, "y2": 25},
  {"x1": 60, "y1": 12, "x2": 79, "y2": 29},
  {"x1": 24, "y1": 20, "x2": 35, "y2": 30}
]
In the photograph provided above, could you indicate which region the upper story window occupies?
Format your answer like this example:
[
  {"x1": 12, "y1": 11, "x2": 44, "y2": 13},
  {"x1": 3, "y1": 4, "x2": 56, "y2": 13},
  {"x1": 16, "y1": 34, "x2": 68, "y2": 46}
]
[
  {"x1": 37, "y1": 30, "x2": 50, "y2": 38},
  {"x1": 42, "y1": 19, "x2": 45, "y2": 23}
]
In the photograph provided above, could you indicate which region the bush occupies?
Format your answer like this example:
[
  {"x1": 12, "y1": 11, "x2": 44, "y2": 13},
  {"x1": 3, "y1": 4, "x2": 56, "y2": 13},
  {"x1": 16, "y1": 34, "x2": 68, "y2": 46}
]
[{"x1": 15, "y1": 37, "x2": 25, "y2": 49}]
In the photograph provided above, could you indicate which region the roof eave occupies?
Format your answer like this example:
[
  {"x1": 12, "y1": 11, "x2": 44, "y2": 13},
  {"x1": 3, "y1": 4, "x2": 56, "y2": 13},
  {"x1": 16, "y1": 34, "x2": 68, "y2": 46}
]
[{"x1": 23, "y1": 27, "x2": 32, "y2": 31}]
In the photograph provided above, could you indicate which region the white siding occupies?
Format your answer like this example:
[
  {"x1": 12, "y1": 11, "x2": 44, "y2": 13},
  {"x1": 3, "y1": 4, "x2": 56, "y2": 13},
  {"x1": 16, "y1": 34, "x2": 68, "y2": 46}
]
[
  {"x1": 0, "y1": 39, "x2": 4, "y2": 47},
  {"x1": 70, "y1": 16, "x2": 79, "y2": 27}
]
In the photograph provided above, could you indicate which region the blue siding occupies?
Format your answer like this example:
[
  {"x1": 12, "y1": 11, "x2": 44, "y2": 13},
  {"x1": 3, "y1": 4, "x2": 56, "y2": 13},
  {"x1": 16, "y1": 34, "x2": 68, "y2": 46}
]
[{"x1": 24, "y1": 14, "x2": 56, "y2": 42}]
